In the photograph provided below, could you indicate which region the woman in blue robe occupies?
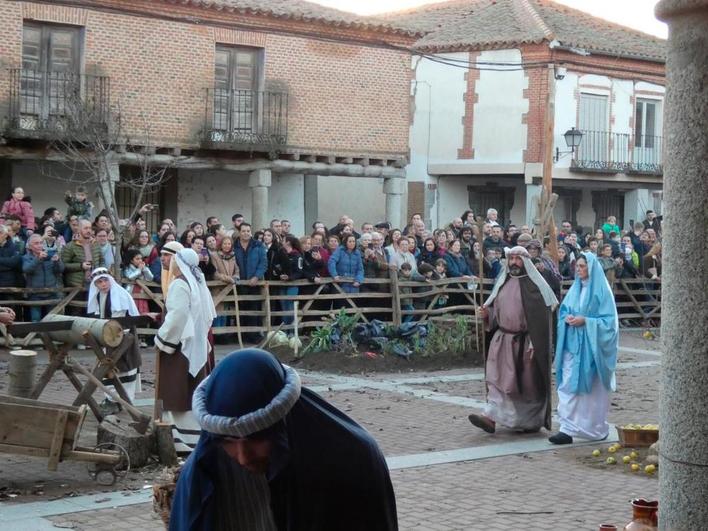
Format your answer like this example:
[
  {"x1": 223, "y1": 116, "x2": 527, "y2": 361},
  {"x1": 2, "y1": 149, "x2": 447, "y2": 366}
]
[
  {"x1": 169, "y1": 348, "x2": 398, "y2": 530},
  {"x1": 549, "y1": 252, "x2": 619, "y2": 444}
]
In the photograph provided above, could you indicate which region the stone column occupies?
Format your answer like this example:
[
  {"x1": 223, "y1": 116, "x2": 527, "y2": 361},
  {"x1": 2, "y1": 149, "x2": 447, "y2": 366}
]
[
  {"x1": 384, "y1": 176, "x2": 405, "y2": 229},
  {"x1": 249, "y1": 168, "x2": 271, "y2": 231},
  {"x1": 655, "y1": 2, "x2": 708, "y2": 529}
]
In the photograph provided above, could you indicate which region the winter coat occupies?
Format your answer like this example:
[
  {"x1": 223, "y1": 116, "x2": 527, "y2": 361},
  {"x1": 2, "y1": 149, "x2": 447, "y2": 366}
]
[
  {"x1": 0, "y1": 239, "x2": 22, "y2": 287},
  {"x1": 363, "y1": 248, "x2": 389, "y2": 279},
  {"x1": 265, "y1": 244, "x2": 290, "y2": 281},
  {"x1": 2, "y1": 199, "x2": 35, "y2": 230},
  {"x1": 234, "y1": 238, "x2": 267, "y2": 280},
  {"x1": 23, "y1": 252, "x2": 64, "y2": 289},
  {"x1": 418, "y1": 250, "x2": 439, "y2": 267},
  {"x1": 444, "y1": 251, "x2": 472, "y2": 278},
  {"x1": 64, "y1": 195, "x2": 93, "y2": 220},
  {"x1": 302, "y1": 250, "x2": 324, "y2": 282},
  {"x1": 328, "y1": 246, "x2": 364, "y2": 292},
  {"x1": 61, "y1": 240, "x2": 104, "y2": 287},
  {"x1": 284, "y1": 250, "x2": 304, "y2": 281},
  {"x1": 208, "y1": 250, "x2": 239, "y2": 283}
]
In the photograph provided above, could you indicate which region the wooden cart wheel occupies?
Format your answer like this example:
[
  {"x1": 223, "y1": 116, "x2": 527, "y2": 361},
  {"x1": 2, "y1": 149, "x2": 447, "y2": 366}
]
[{"x1": 87, "y1": 442, "x2": 131, "y2": 486}]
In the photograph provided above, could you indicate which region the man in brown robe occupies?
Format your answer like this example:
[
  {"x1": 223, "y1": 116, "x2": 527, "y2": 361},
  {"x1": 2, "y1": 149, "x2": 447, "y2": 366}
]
[{"x1": 468, "y1": 246, "x2": 558, "y2": 433}]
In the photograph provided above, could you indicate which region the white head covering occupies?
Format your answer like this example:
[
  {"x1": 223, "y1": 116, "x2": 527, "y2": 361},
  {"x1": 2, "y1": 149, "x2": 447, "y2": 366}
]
[
  {"x1": 486, "y1": 246, "x2": 558, "y2": 309},
  {"x1": 172, "y1": 249, "x2": 217, "y2": 376},
  {"x1": 87, "y1": 267, "x2": 139, "y2": 317}
]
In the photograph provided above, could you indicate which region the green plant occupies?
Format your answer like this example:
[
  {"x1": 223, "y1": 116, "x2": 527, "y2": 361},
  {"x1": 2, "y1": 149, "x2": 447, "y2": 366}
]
[
  {"x1": 302, "y1": 326, "x2": 332, "y2": 355},
  {"x1": 302, "y1": 309, "x2": 361, "y2": 355}
]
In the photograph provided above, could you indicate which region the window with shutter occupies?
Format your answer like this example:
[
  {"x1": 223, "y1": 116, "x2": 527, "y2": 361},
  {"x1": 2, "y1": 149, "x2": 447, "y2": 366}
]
[
  {"x1": 20, "y1": 23, "x2": 81, "y2": 124},
  {"x1": 213, "y1": 46, "x2": 262, "y2": 135}
]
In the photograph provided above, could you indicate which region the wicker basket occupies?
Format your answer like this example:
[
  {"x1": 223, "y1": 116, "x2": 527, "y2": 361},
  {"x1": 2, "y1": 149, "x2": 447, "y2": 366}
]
[
  {"x1": 617, "y1": 427, "x2": 659, "y2": 448},
  {"x1": 152, "y1": 466, "x2": 181, "y2": 526}
]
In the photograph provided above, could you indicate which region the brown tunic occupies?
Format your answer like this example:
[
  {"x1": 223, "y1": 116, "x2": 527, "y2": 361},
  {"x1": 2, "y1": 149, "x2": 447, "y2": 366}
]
[{"x1": 484, "y1": 275, "x2": 553, "y2": 430}]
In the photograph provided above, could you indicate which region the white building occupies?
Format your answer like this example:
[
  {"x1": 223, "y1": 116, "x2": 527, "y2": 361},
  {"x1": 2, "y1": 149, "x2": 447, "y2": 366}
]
[{"x1": 387, "y1": 0, "x2": 666, "y2": 232}]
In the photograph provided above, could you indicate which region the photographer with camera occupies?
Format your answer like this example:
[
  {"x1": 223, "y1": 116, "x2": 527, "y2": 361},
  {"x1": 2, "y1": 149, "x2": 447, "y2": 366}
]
[{"x1": 23, "y1": 233, "x2": 64, "y2": 321}]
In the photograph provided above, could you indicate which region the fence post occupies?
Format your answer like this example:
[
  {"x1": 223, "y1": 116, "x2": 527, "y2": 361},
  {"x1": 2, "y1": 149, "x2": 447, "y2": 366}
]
[
  {"x1": 389, "y1": 269, "x2": 402, "y2": 327},
  {"x1": 264, "y1": 282, "x2": 272, "y2": 333}
]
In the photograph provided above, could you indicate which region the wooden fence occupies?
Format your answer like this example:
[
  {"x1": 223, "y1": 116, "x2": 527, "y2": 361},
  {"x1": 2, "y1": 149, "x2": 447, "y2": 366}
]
[{"x1": 0, "y1": 274, "x2": 661, "y2": 345}]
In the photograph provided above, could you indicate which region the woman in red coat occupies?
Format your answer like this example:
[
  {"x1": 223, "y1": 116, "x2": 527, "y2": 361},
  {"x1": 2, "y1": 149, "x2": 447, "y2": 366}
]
[{"x1": 2, "y1": 187, "x2": 35, "y2": 234}]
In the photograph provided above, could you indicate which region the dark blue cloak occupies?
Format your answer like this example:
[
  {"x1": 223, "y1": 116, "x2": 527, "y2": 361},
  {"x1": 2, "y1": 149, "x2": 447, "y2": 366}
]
[{"x1": 169, "y1": 349, "x2": 398, "y2": 531}]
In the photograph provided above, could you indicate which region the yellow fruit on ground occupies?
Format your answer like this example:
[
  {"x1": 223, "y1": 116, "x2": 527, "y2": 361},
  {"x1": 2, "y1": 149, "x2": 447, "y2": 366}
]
[
  {"x1": 630, "y1": 451, "x2": 639, "y2": 459},
  {"x1": 631, "y1": 464, "x2": 641, "y2": 472},
  {"x1": 645, "y1": 464, "x2": 657, "y2": 475},
  {"x1": 606, "y1": 457, "x2": 617, "y2": 465},
  {"x1": 592, "y1": 449, "x2": 601, "y2": 457},
  {"x1": 608, "y1": 446, "x2": 617, "y2": 453},
  {"x1": 623, "y1": 456, "x2": 632, "y2": 464}
]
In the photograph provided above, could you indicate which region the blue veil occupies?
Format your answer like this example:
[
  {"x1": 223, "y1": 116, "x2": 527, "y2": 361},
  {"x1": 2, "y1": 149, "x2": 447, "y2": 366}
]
[
  {"x1": 170, "y1": 349, "x2": 398, "y2": 531},
  {"x1": 555, "y1": 252, "x2": 619, "y2": 393}
]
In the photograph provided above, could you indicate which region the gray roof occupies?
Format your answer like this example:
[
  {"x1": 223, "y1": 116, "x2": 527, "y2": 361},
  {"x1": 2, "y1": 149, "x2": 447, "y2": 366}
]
[
  {"x1": 160, "y1": 0, "x2": 417, "y2": 35},
  {"x1": 380, "y1": 0, "x2": 666, "y2": 62}
]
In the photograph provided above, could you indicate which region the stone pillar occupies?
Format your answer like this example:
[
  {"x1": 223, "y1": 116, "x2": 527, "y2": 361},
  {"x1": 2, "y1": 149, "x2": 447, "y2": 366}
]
[
  {"x1": 384, "y1": 176, "x2": 405, "y2": 229},
  {"x1": 524, "y1": 183, "x2": 542, "y2": 227},
  {"x1": 303, "y1": 175, "x2": 319, "y2": 231},
  {"x1": 655, "y1": 2, "x2": 708, "y2": 529},
  {"x1": 249, "y1": 168, "x2": 271, "y2": 231}
]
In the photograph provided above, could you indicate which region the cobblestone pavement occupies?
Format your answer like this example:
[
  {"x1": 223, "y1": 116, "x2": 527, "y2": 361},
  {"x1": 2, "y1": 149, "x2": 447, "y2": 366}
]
[{"x1": 0, "y1": 331, "x2": 661, "y2": 530}]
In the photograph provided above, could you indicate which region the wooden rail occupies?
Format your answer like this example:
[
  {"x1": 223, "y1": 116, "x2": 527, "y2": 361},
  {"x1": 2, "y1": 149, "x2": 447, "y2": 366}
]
[{"x1": 0, "y1": 274, "x2": 661, "y2": 345}]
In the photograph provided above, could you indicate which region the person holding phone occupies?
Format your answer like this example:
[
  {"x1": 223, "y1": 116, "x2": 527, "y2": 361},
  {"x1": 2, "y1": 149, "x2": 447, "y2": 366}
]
[{"x1": 23, "y1": 234, "x2": 64, "y2": 322}]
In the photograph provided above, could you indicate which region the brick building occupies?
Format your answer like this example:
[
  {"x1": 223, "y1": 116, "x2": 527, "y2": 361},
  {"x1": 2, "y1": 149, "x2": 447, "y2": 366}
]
[
  {"x1": 0, "y1": 0, "x2": 416, "y2": 233},
  {"x1": 388, "y1": 0, "x2": 666, "y2": 232}
]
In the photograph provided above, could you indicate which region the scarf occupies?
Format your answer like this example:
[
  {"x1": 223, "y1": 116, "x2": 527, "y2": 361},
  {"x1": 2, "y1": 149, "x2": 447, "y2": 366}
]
[
  {"x1": 87, "y1": 269, "x2": 139, "y2": 317},
  {"x1": 169, "y1": 249, "x2": 217, "y2": 377},
  {"x1": 486, "y1": 246, "x2": 558, "y2": 309}
]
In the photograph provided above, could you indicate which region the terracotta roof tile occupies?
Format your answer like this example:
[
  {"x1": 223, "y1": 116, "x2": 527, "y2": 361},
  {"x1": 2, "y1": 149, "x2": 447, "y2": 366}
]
[
  {"x1": 380, "y1": 0, "x2": 666, "y2": 62},
  {"x1": 161, "y1": 0, "x2": 418, "y2": 35}
]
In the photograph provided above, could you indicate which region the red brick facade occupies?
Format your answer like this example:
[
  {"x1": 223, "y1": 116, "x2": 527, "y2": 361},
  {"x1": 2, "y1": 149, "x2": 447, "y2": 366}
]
[
  {"x1": 457, "y1": 52, "x2": 480, "y2": 160},
  {"x1": 0, "y1": 1, "x2": 413, "y2": 158}
]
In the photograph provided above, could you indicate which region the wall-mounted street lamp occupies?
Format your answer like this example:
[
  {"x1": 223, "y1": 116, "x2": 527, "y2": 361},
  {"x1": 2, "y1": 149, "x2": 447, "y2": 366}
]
[{"x1": 554, "y1": 127, "x2": 583, "y2": 162}]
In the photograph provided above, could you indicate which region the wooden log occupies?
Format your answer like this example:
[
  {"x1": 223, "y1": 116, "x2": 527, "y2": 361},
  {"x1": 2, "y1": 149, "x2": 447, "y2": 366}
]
[
  {"x1": 42, "y1": 314, "x2": 124, "y2": 347},
  {"x1": 155, "y1": 421, "x2": 178, "y2": 466},
  {"x1": 8, "y1": 350, "x2": 37, "y2": 398},
  {"x1": 97, "y1": 415, "x2": 155, "y2": 468}
]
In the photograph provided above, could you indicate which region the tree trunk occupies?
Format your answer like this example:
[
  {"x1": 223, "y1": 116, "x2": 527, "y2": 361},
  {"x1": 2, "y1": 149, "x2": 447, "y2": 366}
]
[
  {"x1": 97, "y1": 414, "x2": 154, "y2": 468},
  {"x1": 8, "y1": 350, "x2": 37, "y2": 398},
  {"x1": 43, "y1": 314, "x2": 124, "y2": 347}
]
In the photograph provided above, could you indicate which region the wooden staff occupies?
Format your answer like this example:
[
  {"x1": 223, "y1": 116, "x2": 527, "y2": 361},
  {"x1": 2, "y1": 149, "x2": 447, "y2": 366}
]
[{"x1": 473, "y1": 215, "x2": 489, "y2": 401}]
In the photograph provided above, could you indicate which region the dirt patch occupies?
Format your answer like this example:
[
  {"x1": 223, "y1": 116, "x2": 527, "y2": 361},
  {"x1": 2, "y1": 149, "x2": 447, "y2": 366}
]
[{"x1": 270, "y1": 346, "x2": 484, "y2": 374}]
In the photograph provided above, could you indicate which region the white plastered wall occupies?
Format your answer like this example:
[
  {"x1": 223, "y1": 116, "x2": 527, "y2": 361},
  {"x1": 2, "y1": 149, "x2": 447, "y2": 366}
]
[
  {"x1": 177, "y1": 170, "x2": 304, "y2": 235},
  {"x1": 470, "y1": 49, "x2": 528, "y2": 163}
]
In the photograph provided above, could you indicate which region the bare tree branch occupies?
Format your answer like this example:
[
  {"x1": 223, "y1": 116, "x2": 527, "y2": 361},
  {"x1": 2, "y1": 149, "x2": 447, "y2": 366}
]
[{"x1": 36, "y1": 80, "x2": 174, "y2": 274}]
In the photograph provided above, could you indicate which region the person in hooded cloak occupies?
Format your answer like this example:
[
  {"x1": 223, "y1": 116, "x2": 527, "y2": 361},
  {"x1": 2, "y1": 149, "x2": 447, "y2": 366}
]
[
  {"x1": 549, "y1": 252, "x2": 618, "y2": 444},
  {"x1": 169, "y1": 348, "x2": 398, "y2": 531},
  {"x1": 468, "y1": 246, "x2": 558, "y2": 434},
  {"x1": 87, "y1": 267, "x2": 141, "y2": 412},
  {"x1": 155, "y1": 248, "x2": 217, "y2": 455}
]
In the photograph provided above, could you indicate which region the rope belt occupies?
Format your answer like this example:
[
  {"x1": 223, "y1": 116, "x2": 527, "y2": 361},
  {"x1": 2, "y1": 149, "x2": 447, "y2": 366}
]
[{"x1": 498, "y1": 326, "x2": 529, "y2": 394}]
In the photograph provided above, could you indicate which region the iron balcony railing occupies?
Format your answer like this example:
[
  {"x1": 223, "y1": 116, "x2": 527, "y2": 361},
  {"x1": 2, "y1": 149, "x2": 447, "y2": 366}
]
[
  {"x1": 7, "y1": 68, "x2": 110, "y2": 135},
  {"x1": 571, "y1": 130, "x2": 663, "y2": 175},
  {"x1": 202, "y1": 88, "x2": 288, "y2": 150}
]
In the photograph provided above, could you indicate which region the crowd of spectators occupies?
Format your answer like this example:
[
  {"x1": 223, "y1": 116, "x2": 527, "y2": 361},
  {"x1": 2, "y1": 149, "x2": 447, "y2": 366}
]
[{"x1": 0, "y1": 184, "x2": 663, "y2": 329}]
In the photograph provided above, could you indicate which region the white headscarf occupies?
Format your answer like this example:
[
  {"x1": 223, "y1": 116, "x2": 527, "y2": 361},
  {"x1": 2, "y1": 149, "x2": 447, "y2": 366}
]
[
  {"x1": 171, "y1": 249, "x2": 217, "y2": 376},
  {"x1": 87, "y1": 268, "x2": 139, "y2": 317},
  {"x1": 486, "y1": 246, "x2": 558, "y2": 309}
]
